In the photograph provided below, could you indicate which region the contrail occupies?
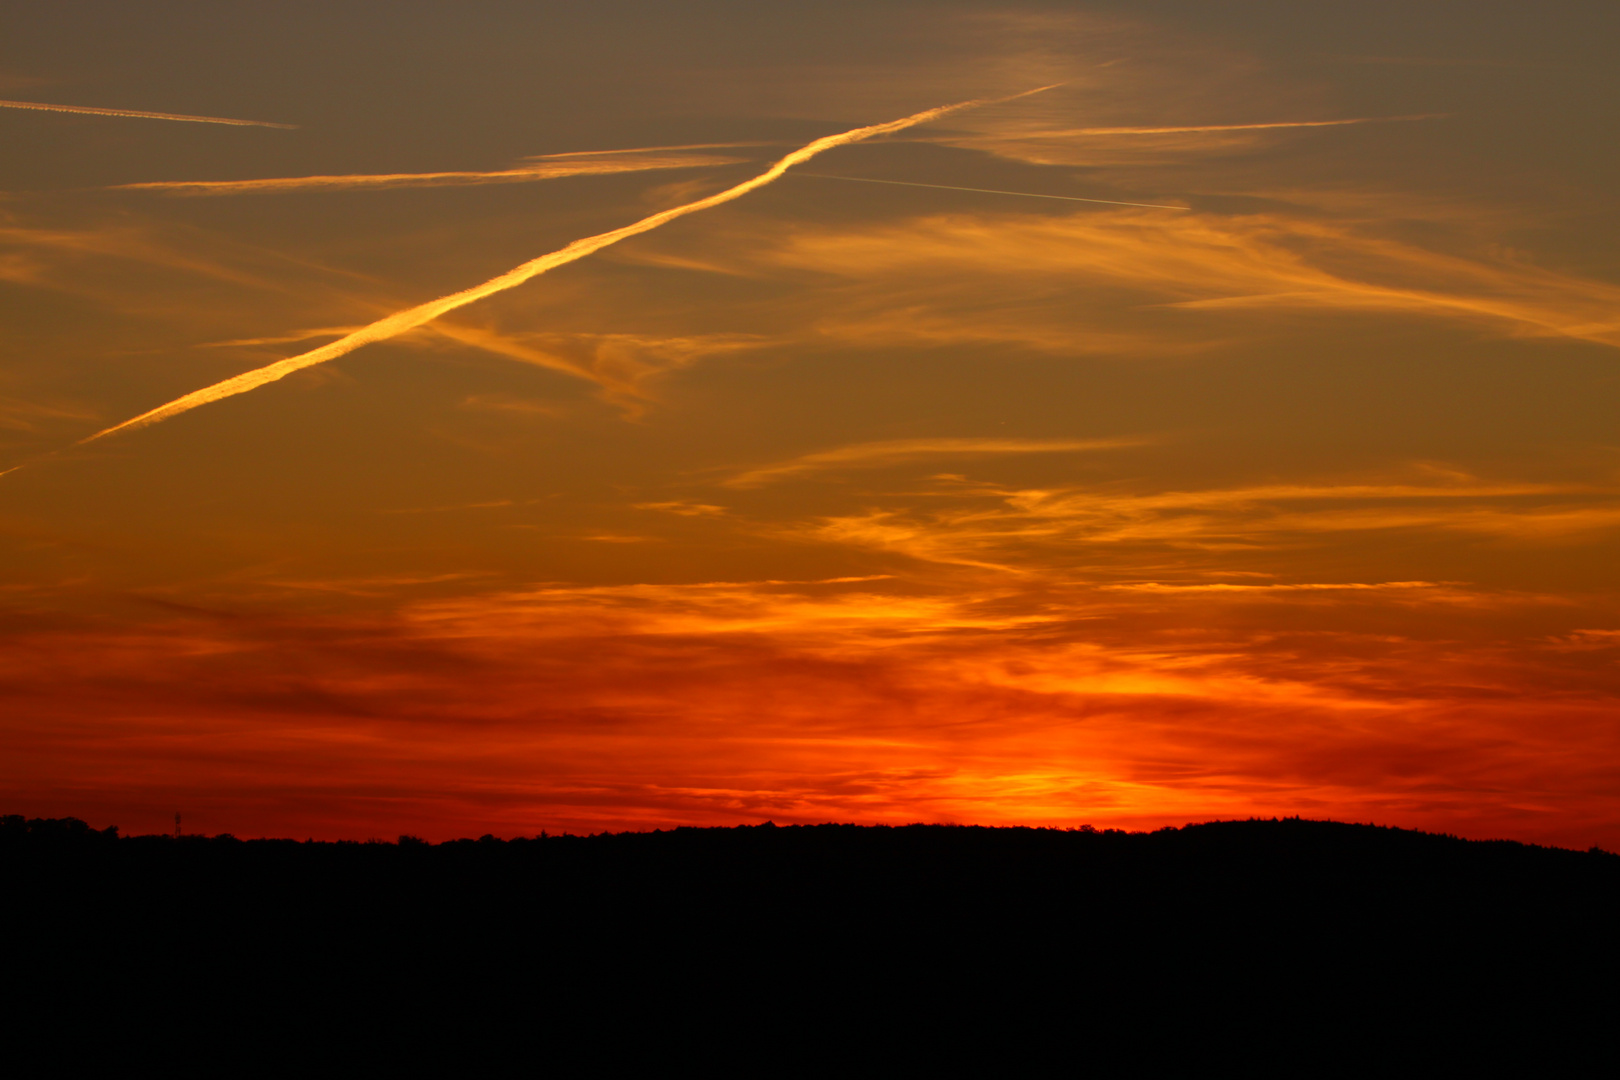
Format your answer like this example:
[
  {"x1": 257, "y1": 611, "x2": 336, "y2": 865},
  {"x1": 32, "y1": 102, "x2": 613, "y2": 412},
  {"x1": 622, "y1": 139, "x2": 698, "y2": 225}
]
[
  {"x1": 792, "y1": 173, "x2": 1188, "y2": 210},
  {"x1": 0, "y1": 98, "x2": 297, "y2": 129},
  {"x1": 73, "y1": 88, "x2": 1056, "y2": 447},
  {"x1": 111, "y1": 154, "x2": 746, "y2": 196},
  {"x1": 1035, "y1": 114, "x2": 1443, "y2": 137},
  {"x1": 526, "y1": 142, "x2": 780, "y2": 159}
]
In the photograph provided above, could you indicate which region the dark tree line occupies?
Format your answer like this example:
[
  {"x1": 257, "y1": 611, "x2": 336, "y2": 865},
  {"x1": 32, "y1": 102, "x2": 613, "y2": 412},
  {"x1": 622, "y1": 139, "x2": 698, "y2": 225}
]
[{"x1": 7, "y1": 814, "x2": 1616, "y2": 1068}]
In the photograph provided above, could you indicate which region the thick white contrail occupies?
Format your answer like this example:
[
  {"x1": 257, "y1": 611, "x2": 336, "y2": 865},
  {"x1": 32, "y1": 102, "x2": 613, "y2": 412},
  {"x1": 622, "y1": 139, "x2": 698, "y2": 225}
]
[
  {"x1": 111, "y1": 154, "x2": 745, "y2": 196},
  {"x1": 76, "y1": 89, "x2": 1055, "y2": 446},
  {"x1": 0, "y1": 98, "x2": 296, "y2": 129}
]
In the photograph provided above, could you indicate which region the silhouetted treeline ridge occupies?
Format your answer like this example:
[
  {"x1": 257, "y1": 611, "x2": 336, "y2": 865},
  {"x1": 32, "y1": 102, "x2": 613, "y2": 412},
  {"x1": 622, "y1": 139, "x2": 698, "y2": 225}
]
[
  {"x1": 9, "y1": 814, "x2": 1616, "y2": 1066},
  {"x1": 11, "y1": 813, "x2": 1618, "y2": 948},
  {"x1": 8, "y1": 813, "x2": 1616, "y2": 887},
  {"x1": 6, "y1": 810, "x2": 1617, "y2": 856}
]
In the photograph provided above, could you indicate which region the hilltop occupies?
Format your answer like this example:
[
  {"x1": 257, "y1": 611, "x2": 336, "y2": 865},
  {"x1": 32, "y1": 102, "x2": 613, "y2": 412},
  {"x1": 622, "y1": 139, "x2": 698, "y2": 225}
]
[
  {"x1": 9, "y1": 815, "x2": 1616, "y2": 1061},
  {"x1": 10, "y1": 814, "x2": 1617, "y2": 939}
]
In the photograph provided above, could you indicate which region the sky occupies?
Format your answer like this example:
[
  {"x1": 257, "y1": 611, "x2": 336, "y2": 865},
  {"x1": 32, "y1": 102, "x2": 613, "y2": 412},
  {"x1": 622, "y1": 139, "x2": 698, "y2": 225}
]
[{"x1": 2, "y1": 0, "x2": 1618, "y2": 844}]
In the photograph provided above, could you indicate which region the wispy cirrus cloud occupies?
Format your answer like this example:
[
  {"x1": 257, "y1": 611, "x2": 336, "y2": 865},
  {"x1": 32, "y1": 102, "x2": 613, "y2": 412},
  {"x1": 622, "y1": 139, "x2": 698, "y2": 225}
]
[
  {"x1": 947, "y1": 113, "x2": 1445, "y2": 165},
  {"x1": 789, "y1": 474, "x2": 1620, "y2": 574},
  {"x1": 0, "y1": 221, "x2": 274, "y2": 289},
  {"x1": 422, "y1": 323, "x2": 764, "y2": 408},
  {"x1": 730, "y1": 208, "x2": 1620, "y2": 355},
  {"x1": 200, "y1": 321, "x2": 761, "y2": 412},
  {"x1": 0, "y1": 395, "x2": 99, "y2": 433},
  {"x1": 791, "y1": 172, "x2": 1189, "y2": 210},
  {"x1": 727, "y1": 436, "x2": 1146, "y2": 488},
  {"x1": 635, "y1": 501, "x2": 729, "y2": 517}
]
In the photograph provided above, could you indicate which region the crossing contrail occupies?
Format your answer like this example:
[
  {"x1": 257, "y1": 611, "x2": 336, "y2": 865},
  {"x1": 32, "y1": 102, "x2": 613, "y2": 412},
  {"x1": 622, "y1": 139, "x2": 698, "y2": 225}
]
[
  {"x1": 0, "y1": 98, "x2": 296, "y2": 129},
  {"x1": 112, "y1": 154, "x2": 745, "y2": 196},
  {"x1": 72, "y1": 88, "x2": 1056, "y2": 448}
]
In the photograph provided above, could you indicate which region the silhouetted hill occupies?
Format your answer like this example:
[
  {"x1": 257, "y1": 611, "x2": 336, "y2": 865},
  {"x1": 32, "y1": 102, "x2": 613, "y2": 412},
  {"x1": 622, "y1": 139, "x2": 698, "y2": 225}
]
[
  {"x1": 8, "y1": 815, "x2": 1617, "y2": 1066},
  {"x1": 10, "y1": 814, "x2": 1618, "y2": 940},
  {"x1": 9, "y1": 812, "x2": 1617, "y2": 898}
]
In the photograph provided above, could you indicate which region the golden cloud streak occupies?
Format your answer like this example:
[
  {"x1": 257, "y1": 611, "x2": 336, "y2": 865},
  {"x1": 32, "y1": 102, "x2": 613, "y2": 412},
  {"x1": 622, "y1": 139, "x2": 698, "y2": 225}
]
[
  {"x1": 795, "y1": 477, "x2": 1620, "y2": 572},
  {"x1": 758, "y1": 211, "x2": 1620, "y2": 353}
]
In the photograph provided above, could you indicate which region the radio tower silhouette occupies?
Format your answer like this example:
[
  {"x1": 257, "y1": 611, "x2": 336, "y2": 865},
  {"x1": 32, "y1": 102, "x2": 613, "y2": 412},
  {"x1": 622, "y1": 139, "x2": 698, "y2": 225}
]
[{"x1": 175, "y1": 812, "x2": 181, "y2": 840}]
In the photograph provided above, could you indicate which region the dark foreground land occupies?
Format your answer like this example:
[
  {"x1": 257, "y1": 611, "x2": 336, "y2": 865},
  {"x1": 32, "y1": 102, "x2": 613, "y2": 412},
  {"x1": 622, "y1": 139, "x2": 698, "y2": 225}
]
[
  {"x1": 8, "y1": 816, "x2": 1619, "y2": 1061},
  {"x1": 11, "y1": 813, "x2": 1618, "y2": 914}
]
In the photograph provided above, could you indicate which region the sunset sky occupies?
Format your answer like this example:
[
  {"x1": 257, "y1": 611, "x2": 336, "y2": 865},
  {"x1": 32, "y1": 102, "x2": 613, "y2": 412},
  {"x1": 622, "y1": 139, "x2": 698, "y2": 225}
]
[{"x1": 3, "y1": 1, "x2": 1618, "y2": 845}]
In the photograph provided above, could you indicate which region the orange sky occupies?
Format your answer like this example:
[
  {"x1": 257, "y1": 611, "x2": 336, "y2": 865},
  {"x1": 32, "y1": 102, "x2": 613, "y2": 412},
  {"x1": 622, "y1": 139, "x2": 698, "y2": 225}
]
[{"x1": 3, "y1": 1, "x2": 1618, "y2": 845}]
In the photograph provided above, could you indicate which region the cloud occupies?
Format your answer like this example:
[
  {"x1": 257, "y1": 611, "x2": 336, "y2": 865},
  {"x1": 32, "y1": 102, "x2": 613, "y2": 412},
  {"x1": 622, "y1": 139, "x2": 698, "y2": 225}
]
[
  {"x1": 0, "y1": 97, "x2": 295, "y2": 128},
  {"x1": 0, "y1": 222, "x2": 273, "y2": 290},
  {"x1": 194, "y1": 316, "x2": 663, "y2": 400},
  {"x1": 636, "y1": 502, "x2": 729, "y2": 517},
  {"x1": 198, "y1": 328, "x2": 360, "y2": 348},
  {"x1": 421, "y1": 323, "x2": 763, "y2": 408},
  {"x1": 454, "y1": 393, "x2": 563, "y2": 418},
  {"x1": 731, "y1": 208, "x2": 1620, "y2": 355},
  {"x1": 727, "y1": 437, "x2": 1145, "y2": 488},
  {"x1": 1103, "y1": 581, "x2": 1446, "y2": 592},
  {"x1": 6, "y1": 573, "x2": 1619, "y2": 842},
  {"x1": 791, "y1": 172, "x2": 1189, "y2": 209},
  {"x1": 838, "y1": 11, "x2": 1375, "y2": 169},
  {"x1": 1552, "y1": 630, "x2": 1620, "y2": 651},
  {"x1": 947, "y1": 114, "x2": 1446, "y2": 166},
  {"x1": 0, "y1": 395, "x2": 99, "y2": 433},
  {"x1": 67, "y1": 89, "x2": 1055, "y2": 451},
  {"x1": 111, "y1": 153, "x2": 746, "y2": 196},
  {"x1": 786, "y1": 474, "x2": 1620, "y2": 574}
]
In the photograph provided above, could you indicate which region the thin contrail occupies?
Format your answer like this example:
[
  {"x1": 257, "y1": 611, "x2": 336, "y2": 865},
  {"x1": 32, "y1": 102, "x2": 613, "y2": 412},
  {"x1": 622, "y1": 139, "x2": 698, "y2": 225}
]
[
  {"x1": 111, "y1": 154, "x2": 745, "y2": 196},
  {"x1": 73, "y1": 87, "x2": 1057, "y2": 448},
  {"x1": 793, "y1": 173, "x2": 1188, "y2": 210},
  {"x1": 1035, "y1": 114, "x2": 1443, "y2": 137},
  {"x1": 0, "y1": 98, "x2": 297, "y2": 129},
  {"x1": 526, "y1": 142, "x2": 780, "y2": 159}
]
